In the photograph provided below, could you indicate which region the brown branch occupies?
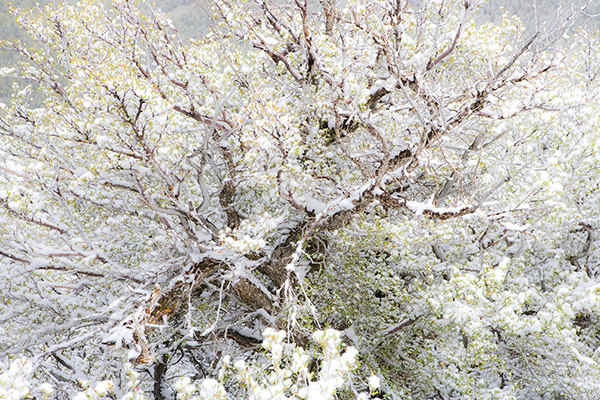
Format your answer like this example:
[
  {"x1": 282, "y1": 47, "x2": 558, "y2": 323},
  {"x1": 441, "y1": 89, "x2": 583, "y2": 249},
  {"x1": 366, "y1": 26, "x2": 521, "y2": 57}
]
[
  {"x1": 494, "y1": 32, "x2": 540, "y2": 81},
  {"x1": 153, "y1": 356, "x2": 168, "y2": 400},
  {"x1": 568, "y1": 222, "x2": 596, "y2": 277},
  {"x1": 385, "y1": 316, "x2": 420, "y2": 336},
  {"x1": 366, "y1": 87, "x2": 389, "y2": 110},
  {"x1": 221, "y1": 328, "x2": 263, "y2": 348},
  {"x1": 35, "y1": 265, "x2": 144, "y2": 284},
  {"x1": 172, "y1": 106, "x2": 232, "y2": 131},
  {"x1": 232, "y1": 278, "x2": 273, "y2": 312},
  {"x1": 0, "y1": 201, "x2": 66, "y2": 234},
  {"x1": 219, "y1": 179, "x2": 241, "y2": 229},
  {"x1": 426, "y1": 23, "x2": 463, "y2": 71},
  {"x1": 0, "y1": 250, "x2": 29, "y2": 263},
  {"x1": 253, "y1": 42, "x2": 306, "y2": 84}
]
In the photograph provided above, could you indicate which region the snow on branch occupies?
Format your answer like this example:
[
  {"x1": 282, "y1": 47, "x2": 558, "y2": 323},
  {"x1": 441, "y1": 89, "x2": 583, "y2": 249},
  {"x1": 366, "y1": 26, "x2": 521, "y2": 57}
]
[{"x1": 378, "y1": 191, "x2": 477, "y2": 220}]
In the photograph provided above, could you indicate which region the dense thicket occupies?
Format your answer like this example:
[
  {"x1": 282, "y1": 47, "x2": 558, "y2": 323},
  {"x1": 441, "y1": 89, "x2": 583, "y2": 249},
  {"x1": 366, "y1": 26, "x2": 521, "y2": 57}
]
[{"x1": 1, "y1": 0, "x2": 600, "y2": 399}]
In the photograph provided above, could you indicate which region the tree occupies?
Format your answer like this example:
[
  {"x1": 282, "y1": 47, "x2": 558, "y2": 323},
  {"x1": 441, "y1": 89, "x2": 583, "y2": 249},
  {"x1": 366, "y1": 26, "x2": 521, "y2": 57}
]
[{"x1": 1, "y1": 0, "x2": 600, "y2": 398}]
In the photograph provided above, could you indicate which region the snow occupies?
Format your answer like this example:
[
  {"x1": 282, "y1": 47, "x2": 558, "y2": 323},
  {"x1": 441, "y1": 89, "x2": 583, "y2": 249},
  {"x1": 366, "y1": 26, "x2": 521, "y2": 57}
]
[
  {"x1": 405, "y1": 200, "x2": 469, "y2": 216},
  {"x1": 3, "y1": 0, "x2": 600, "y2": 397},
  {"x1": 337, "y1": 198, "x2": 354, "y2": 210},
  {"x1": 102, "y1": 325, "x2": 134, "y2": 349},
  {"x1": 303, "y1": 196, "x2": 327, "y2": 214},
  {"x1": 369, "y1": 374, "x2": 381, "y2": 391}
]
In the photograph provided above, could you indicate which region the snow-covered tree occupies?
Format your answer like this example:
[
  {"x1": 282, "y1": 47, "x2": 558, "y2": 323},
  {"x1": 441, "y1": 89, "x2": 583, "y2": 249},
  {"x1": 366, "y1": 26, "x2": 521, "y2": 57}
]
[{"x1": 1, "y1": 0, "x2": 599, "y2": 398}]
